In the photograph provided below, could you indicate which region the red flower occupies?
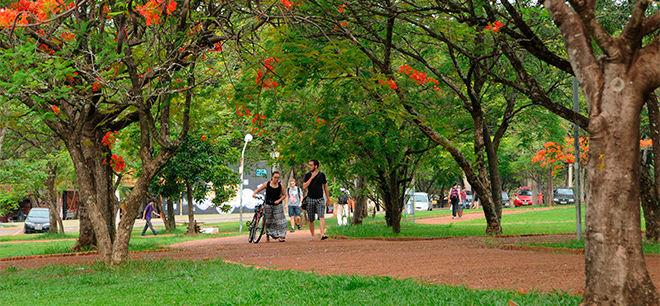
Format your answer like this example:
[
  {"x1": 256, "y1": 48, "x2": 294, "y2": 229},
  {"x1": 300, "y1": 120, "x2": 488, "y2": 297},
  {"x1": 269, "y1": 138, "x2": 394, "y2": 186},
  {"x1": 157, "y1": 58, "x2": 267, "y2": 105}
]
[
  {"x1": 282, "y1": 0, "x2": 294, "y2": 9},
  {"x1": 338, "y1": 4, "x2": 347, "y2": 12},
  {"x1": 102, "y1": 131, "x2": 119, "y2": 147},
  {"x1": 51, "y1": 105, "x2": 60, "y2": 115},
  {"x1": 201, "y1": 136, "x2": 207, "y2": 140},
  {"x1": 109, "y1": 154, "x2": 126, "y2": 172},
  {"x1": 486, "y1": 20, "x2": 504, "y2": 33}
]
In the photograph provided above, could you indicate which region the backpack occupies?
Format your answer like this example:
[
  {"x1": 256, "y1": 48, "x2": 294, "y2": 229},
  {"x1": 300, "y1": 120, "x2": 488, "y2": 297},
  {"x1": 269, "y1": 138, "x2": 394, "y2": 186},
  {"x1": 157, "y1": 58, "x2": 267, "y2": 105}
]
[
  {"x1": 450, "y1": 188, "x2": 459, "y2": 200},
  {"x1": 338, "y1": 192, "x2": 349, "y2": 204}
]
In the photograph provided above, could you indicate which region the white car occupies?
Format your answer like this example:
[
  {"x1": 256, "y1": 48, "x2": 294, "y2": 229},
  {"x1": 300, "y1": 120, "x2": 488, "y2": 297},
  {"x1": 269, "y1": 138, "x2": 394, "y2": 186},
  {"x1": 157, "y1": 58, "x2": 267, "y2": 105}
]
[{"x1": 408, "y1": 192, "x2": 431, "y2": 211}]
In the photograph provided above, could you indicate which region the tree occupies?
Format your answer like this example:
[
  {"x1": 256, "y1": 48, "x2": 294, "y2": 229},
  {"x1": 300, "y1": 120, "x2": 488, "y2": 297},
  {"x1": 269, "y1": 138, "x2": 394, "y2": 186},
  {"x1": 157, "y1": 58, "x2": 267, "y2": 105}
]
[
  {"x1": 150, "y1": 133, "x2": 237, "y2": 234},
  {"x1": 541, "y1": 0, "x2": 660, "y2": 302},
  {"x1": 0, "y1": 0, "x2": 264, "y2": 264}
]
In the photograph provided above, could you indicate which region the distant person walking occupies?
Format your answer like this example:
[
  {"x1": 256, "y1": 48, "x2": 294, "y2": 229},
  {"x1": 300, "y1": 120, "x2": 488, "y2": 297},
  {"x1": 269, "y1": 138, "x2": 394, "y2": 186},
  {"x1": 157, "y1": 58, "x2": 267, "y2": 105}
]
[
  {"x1": 253, "y1": 171, "x2": 287, "y2": 242},
  {"x1": 142, "y1": 199, "x2": 161, "y2": 236},
  {"x1": 285, "y1": 179, "x2": 303, "y2": 232},
  {"x1": 303, "y1": 159, "x2": 330, "y2": 240},
  {"x1": 460, "y1": 189, "x2": 468, "y2": 210},
  {"x1": 448, "y1": 183, "x2": 461, "y2": 219},
  {"x1": 336, "y1": 188, "x2": 351, "y2": 226}
]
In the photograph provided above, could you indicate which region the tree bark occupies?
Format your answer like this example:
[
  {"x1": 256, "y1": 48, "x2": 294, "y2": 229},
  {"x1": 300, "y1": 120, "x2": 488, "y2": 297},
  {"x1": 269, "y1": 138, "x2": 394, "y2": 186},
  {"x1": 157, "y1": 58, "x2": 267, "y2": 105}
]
[
  {"x1": 156, "y1": 196, "x2": 170, "y2": 233},
  {"x1": 166, "y1": 197, "x2": 176, "y2": 232},
  {"x1": 352, "y1": 175, "x2": 367, "y2": 225},
  {"x1": 547, "y1": 168, "x2": 554, "y2": 206},
  {"x1": 643, "y1": 94, "x2": 660, "y2": 241},
  {"x1": 71, "y1": 200, "x2": 96, "y2": 251},
  {"x1": 640, "y1": 160, "x2": 660, "y2": 241},
  {"x1": 186, "y1": 181, "x2": 196, "y2": 234},
  {"x1": 584, "y1": 88, "x2": 658, "y2": 303},
  {"x1": 380, "y1": 169, "x2": 403, "y2": 234},
  {"x1": 44, "y1": 162, "x2": 63, "y2": 234}
]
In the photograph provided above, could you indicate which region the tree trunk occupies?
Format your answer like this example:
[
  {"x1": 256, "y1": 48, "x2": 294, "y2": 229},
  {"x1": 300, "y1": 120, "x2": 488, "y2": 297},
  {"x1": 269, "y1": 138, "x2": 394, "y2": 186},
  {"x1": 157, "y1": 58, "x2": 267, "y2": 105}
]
[
  {"x1": 186, "y1": 181, "x2": 196, "y2": 234},
  {"x1": 352, "y1": 175, "x2": 367, "y2": 225},
  {"x1": 44, "y1": 163, "x2": 63, "y2": 234},
  {"x1": 166, "y1": 197, "x2": 176, "y2": 232},
  {"x1": 643, "y1": 94, "x2": 660, "y2": 242},
  {"x1": 582, "y1": 75, "x2": 659, "y2": 304},
  {"x1": 72, "y1": 200, "x2": 96, "y2": 251},
  {"x1": 547, "y1": 168, "x2": 554, "y2": 206},
  {"x1": 65, "y1": 132, "x2": 116, "y2": 261},
  {"x1": 381, "y1": 170, "x2": 403, "y2": 234},
  {"x1": 640, "y1": 161, "x2": 660, "y2": 241},
  {"x1": 156, "y1": 196, "x2": 170, "y2": 233}
]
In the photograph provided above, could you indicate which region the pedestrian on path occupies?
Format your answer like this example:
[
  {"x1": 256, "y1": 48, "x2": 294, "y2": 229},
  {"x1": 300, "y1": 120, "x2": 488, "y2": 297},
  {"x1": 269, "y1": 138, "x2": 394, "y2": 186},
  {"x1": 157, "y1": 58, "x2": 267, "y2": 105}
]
[
  {"x1": 460, "y1": 189, "x2": 468, "y2": 210},
  {"x1": 336, "y1": 188, "x2": 351, "y2": 226},
  {"x1": 303, "y1": 159, "x2": 330, "y2": 240},
  {"x1": 285, "y1": 179, "x2": 303, "y2": 232},
  {"x1": 142, "y1": 199, "x2": 161, "y2": 236},
  {"x1": 253, "y1": 171, "x2": 287, "y2": 242},
  {"x1": 448, "y1": 183, "x2": 461, "y2": 219}
]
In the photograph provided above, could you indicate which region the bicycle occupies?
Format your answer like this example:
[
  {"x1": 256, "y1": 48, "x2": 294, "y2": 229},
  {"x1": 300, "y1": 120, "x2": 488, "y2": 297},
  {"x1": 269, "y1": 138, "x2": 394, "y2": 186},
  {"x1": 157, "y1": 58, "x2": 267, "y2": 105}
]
[{"x1": 247, "y1": 202, "x2": 265, "y2": 243}]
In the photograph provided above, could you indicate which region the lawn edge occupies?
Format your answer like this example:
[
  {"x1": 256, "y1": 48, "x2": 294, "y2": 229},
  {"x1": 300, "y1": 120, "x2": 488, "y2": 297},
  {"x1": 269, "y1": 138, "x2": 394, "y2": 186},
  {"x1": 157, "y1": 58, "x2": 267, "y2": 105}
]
[{"x1": 0, "y1": 248, "x2": 172, "y2": 262}]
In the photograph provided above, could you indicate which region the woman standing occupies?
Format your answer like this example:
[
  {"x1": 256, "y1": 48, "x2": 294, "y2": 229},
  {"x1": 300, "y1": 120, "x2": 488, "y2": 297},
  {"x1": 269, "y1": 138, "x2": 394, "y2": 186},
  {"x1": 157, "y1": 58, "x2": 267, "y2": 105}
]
[{"x1": 252, "y1": 171, "x2": 287, "y2": 242}]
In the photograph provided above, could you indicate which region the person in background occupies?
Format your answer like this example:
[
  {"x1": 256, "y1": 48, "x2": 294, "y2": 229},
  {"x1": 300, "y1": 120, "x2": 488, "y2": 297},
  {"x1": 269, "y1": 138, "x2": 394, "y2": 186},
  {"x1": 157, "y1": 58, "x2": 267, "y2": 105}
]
[
  {"x1": 460, "y1": 189, "x2": 468, "y2": 210},
  {"x1": 336, "y1": 188, "x2": 351, "y2": 226},
  {"x1": 448, "y1": 183, "x2": 461, "y2": 219},
  {"x1": 142, "y1": 199, "x2": 161, "y2": 236},
  {"x1": 285, "y1": 179, "x2": 303, "y2": 232}
]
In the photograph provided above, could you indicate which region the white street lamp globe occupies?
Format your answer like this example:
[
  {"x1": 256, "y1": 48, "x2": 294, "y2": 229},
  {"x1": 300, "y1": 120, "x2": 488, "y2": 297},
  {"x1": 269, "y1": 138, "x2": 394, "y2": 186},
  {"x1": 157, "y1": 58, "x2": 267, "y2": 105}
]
[{"x1": 244, "y1": 134, "x2": 253, "y2": 143}]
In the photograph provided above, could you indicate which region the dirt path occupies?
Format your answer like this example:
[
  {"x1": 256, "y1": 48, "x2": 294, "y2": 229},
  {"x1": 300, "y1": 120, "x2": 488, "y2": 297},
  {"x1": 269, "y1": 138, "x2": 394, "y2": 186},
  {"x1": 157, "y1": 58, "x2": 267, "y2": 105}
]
[
  {"x1": 416, "y1": 207, "x2": 557, "y2": 224},
  {"x1": 2, "y1": 209, "x2": 659, "y2": 294}
]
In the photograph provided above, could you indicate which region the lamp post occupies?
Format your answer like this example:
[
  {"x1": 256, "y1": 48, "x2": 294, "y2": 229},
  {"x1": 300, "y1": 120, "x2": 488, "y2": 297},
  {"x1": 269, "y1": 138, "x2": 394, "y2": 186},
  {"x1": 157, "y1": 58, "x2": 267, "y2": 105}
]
[{"x1": 239, "y1": 133, "x2": 253, "y2": 233}]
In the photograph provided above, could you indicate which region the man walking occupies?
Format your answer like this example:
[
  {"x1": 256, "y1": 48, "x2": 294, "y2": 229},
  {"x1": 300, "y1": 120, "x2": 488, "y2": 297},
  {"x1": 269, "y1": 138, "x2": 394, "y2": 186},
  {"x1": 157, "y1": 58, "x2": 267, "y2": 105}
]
[
  {"x1": 142, "y1": 199, "x2": 161, "y2": 236},
  {"x1": 303, "y1": 159, "x2": 330, "y2": 240}
]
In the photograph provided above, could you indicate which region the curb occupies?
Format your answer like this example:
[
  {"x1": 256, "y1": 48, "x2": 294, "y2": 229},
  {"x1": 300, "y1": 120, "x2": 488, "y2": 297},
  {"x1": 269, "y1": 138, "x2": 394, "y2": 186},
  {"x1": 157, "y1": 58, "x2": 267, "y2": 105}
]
[{"x1": 332, "y1": 232, "x2": 576, "y2": 242}]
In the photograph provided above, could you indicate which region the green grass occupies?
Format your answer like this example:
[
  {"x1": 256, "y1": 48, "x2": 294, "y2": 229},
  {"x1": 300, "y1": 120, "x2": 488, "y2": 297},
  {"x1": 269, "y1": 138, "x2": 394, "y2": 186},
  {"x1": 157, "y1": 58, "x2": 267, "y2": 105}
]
[
  {"x1": 527, "y1": 239, "x2": 660, "y2": 254},
  {"x1": 0, "y1": 258, "x2": 582, "y2": 305},
  {"x1": 0, "y1": 226, "x2": 239, "y2": 258},
  {"x1": 329, "y1": 206, "x2": 585, "y2": 238},
  {"x1": 0, "y1": 232, "x2": 79, "y2": 242}
]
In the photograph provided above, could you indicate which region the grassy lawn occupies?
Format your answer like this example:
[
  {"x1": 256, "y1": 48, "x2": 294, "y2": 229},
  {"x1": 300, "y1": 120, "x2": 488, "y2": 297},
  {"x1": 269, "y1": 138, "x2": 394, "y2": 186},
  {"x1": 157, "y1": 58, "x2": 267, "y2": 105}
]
[
  {"x1": 0, "y1": 226, "x2": 239, "y2": 258},
  {"x1": 329, "y1": 206, "x2": 585, "y2": 238},
  {"x1": 0, "y1": 258, "x2": 582, "y2": 305}
]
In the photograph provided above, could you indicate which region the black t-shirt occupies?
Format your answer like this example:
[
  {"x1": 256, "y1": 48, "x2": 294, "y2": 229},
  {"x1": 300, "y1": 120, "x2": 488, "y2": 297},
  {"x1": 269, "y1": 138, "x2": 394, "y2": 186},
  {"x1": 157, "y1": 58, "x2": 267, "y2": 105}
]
[{"x1": 304, "y1": 172, "x2": 327, "y2": 199}]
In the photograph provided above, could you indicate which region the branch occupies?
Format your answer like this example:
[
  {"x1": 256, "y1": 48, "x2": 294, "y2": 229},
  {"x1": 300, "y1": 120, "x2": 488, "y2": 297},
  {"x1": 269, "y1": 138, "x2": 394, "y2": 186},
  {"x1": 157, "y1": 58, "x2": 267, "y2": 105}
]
[
  {"x1": 547, "y1": 0, "x2": 603, "y2": 116},
  {"x1": 499, "y1": 0, "x2": 573, "y2": 75},
  {"x1": 621, "y1": 0, "x2": 648, "y2": 45}
]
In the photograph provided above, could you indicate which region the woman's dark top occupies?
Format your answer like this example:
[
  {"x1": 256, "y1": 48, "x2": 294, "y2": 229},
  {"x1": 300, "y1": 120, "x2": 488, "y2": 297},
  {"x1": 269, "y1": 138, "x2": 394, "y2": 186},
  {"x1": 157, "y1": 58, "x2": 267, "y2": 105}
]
[{"x1": 265, "y1": 182, "x2": 282, "y2": 204}]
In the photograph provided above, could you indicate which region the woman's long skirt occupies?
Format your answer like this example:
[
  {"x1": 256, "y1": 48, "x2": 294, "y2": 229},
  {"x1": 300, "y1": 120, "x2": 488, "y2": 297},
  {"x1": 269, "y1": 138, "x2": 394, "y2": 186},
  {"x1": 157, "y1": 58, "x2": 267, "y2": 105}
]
[{"x1": 264, "y1": 203, "x2": 287, "y2": 239}]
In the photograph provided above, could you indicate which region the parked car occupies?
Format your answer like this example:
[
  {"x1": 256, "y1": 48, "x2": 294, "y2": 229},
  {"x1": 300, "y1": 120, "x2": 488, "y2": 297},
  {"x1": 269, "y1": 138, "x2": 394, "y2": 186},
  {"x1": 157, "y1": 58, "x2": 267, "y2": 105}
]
[
  {"x1": 513, "y1": 187, "x2": 542, "y2": 206},
  {"x1": 407, "y1": 192, "x2": 431, "y2": 211},
  {"x1": 501, "y1": 191, "x2": 511, "y2": 207},
  {"x1": 554, "y1": 187, "x2": 576, "y2": 205},
  {"x1": 24, "y1": 208, "x2": 50, "y2": 234}
]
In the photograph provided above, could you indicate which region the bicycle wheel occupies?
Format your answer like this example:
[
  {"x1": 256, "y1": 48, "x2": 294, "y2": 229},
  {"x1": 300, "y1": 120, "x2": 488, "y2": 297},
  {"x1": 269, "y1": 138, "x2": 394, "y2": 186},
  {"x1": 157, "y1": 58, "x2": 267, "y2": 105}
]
[
  {"x1": 248, "y1": 213, "x2": 259, "y2": 243},
  {"x1": 253, "y1": 213, "x2": 266, "y2": 243}
]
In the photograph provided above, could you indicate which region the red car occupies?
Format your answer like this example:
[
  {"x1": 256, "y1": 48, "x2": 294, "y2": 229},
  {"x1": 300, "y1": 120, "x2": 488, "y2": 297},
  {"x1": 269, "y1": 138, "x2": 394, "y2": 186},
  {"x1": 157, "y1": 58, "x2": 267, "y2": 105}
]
[{"x1": 514, "y1": 187, "x2": 543, "y2": 207}]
